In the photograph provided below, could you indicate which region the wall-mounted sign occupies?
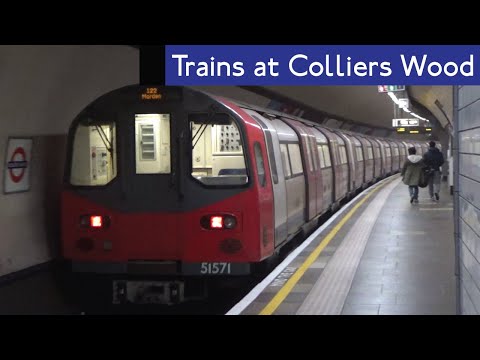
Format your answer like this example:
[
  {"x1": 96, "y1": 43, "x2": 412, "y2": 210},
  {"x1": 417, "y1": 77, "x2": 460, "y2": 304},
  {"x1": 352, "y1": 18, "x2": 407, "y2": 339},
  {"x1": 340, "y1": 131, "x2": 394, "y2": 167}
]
[
  {"x1": 378, "y1": 85, "x2": 405, "y2": 93},
  {"x1": 3, "y1": 137, "x2": 32, "y2": 194},
  {"x1": 392, "y1": 118, "x2": 419, "y2": 127},
  {"x1": 396, "y1": 126, "x2": 432, "y2": 134}
]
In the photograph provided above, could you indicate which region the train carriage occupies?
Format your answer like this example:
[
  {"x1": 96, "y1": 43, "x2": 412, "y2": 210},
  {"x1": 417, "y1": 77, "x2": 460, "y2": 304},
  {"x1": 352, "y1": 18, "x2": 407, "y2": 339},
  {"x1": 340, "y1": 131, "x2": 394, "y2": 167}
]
[{"x1": 60, "y1": 85, "x2": 432, "y2": 305}]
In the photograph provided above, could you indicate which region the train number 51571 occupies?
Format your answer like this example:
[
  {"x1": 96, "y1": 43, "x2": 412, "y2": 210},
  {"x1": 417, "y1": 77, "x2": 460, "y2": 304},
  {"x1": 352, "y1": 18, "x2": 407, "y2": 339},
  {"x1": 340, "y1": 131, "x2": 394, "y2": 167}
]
[{"x1": 200, "y1": 262, "x2": 231, "y2": 274}]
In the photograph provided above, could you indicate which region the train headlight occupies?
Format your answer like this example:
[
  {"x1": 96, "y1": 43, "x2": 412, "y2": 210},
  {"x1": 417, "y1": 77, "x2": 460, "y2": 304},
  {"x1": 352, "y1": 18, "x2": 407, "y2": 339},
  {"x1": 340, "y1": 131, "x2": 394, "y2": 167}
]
[{"x1": 223, "y1": 215, "x2": 237, "y2": 229}]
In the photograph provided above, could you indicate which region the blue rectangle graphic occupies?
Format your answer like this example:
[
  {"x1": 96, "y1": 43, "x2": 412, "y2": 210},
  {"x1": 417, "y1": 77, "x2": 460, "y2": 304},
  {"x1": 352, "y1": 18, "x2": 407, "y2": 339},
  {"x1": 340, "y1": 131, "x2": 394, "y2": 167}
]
[{"x1": 165, "y1": 45, "x2": 480, "y2": 85}]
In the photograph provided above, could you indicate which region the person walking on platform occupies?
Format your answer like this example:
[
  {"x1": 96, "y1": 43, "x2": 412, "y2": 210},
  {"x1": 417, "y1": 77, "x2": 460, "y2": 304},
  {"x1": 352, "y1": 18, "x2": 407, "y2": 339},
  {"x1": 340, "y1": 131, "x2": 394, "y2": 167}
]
[
  {"x1": 423, "y1": 141, "x2": 444, "y2": 201},
  {"x1": 401, "y1": 147, "x2": 425, "y2": 204}
]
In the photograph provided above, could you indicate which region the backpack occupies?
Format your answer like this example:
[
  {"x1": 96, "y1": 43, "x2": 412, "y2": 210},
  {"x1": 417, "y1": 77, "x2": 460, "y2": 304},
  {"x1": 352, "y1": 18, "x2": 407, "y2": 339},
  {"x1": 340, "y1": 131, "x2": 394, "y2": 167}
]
[{"x1": 419, "y1": 167, "x2": 433, "y2": 188}]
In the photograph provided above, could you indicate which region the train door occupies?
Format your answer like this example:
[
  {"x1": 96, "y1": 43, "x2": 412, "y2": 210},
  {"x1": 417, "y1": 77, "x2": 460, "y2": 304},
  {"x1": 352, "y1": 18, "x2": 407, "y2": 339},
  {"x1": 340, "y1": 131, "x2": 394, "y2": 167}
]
[
  {"x1": 316, "y1": 127, "x2": 348, "y2": 204},
  {"x1": 270, "y1": 119, "x2": 306, "y2": 240},
  {"x1": 246, "y1": 110, "x2": 288, "y2": 247},
  {"x1": 311, "y1": 128, "x2": 333, "y2": 213},
  {"x1": 360, "y1": 136, "x2": 374, "y2": 184},
  {"x1": 350, "y1": 135, "x2": 365, "y2": 190},
  {"x1": 370, "y1": 138, "x2": 382, "y2": 180},
  {"x1": 336, "y1": 131, "x2": 356, "y2": 195},
  {"x1": 375, "y1": 139, "x2": 386, "y2": 177},
  {"x1": 382, "y1": 140, "x2": 392, "y2": 175},
  {"x1": 388, "y1": 140, "x2": 400, "y2": 173},
  {"x1": 280, "y1": 118, "x2": 319, "y2": 222}
]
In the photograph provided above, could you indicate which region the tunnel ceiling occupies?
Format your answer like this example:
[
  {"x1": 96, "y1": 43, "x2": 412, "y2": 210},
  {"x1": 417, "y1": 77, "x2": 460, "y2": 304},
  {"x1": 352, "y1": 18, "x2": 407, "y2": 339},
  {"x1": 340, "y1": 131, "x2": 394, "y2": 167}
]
[
  {"x1": 409, "y1": 86, "x2": 453, "y2": 130},
  {"x1": 261, "y1": 85, "x2": 453, "y2": 134},
  {"x1": 262, "y1": 86, "x2": 394, "y2": 128}
]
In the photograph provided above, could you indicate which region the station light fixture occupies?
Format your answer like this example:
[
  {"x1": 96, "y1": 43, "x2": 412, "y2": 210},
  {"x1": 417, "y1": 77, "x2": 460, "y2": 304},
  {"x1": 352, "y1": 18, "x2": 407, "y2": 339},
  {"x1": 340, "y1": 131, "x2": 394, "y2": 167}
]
[{"x1": 385, "y1": 91, "x2": 431, "y2": 124}]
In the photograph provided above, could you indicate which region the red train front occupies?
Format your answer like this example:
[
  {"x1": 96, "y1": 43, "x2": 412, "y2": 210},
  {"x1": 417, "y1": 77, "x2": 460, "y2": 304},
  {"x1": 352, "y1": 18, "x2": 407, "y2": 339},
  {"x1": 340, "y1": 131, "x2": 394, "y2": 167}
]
[{"x1": 60, "y1": 85, "x2": 274, "y2": 304}]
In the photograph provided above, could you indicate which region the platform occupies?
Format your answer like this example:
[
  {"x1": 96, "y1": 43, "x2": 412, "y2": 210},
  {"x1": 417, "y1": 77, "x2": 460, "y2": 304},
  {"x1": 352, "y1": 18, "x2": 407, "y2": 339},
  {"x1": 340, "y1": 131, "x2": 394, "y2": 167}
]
[{"x1": 228, "y1": 174, "x2": 456, "y2": 315}]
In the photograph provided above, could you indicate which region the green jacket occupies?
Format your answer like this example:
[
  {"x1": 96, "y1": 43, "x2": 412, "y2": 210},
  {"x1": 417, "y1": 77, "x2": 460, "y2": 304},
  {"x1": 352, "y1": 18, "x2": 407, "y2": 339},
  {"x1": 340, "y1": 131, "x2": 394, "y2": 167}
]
[{"x1": 401, "y1": 155, "x2": 425, "y2": 186}]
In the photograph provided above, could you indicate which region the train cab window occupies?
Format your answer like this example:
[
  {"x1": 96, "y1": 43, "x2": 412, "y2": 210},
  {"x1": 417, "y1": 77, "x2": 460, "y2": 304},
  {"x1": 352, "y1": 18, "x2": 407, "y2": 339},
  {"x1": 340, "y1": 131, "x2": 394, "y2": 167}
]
[
  {"x1": 254, "y1": 142, "x2": 266, "y2": 187},
  {"x1": 322, "y1": 145, "x2": 332, "y2": 167},
  {"x1": 190, "y1": 114, "x2": 247, "y2": 186},
  {"x1": 280, "y1": 143, "x2": 292, "y2": 178},
  {"x1": 288, "y1": 143, "x2": 304, "y2": 175},
  {"x1": 135, "y1": 114, "x2": 171, "y2": 174},
  {"x1": 70, "y1": 118, "x2": 117, "y2": 186}
]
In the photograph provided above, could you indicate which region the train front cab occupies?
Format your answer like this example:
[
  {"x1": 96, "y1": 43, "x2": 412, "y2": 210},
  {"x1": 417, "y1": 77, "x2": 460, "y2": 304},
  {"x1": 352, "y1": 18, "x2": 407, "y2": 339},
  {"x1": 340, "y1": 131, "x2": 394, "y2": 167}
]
[{"x1": 61, "y1": 86, "x2": 279, "y2": 304}]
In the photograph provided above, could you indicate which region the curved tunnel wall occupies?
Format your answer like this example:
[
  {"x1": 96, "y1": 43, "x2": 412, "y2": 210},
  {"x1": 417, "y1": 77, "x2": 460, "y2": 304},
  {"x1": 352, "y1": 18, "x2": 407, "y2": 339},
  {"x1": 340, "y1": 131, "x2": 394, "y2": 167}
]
[{"x1": 0, "y1": 45, "x2": 138, "y2": 277}]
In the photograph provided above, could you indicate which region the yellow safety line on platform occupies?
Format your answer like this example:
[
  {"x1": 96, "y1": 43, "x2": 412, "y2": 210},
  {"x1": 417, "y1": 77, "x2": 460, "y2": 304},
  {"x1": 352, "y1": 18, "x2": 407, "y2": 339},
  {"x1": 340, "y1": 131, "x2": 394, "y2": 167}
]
[{"x1": 259, "y1": 176, "x2": 397, "y2": 315}]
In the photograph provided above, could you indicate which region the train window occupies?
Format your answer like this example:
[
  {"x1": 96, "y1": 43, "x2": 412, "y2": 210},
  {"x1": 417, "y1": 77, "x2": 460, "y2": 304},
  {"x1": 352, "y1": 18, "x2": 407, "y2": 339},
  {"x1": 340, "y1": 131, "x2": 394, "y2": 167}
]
[
  {"x1": 356, "y1": 146, "x2": 363, "y2": 161},
  {"x1": 322, "y1": 145, "x2": 332, "y2": 167},
  {"x1": 305, "y1": 139, "x2": 314, "y2": 172},
  {"x1": 310, "y1": 139, "x2": 318, "y2": 171},
  {"x1": 393, "y1": 147, "x2": 399, "y2": 156},
  {"x1": 250, "y1": 113, "x2": 278, "y2": 184},
  {"x1": 339, "y1": 145, "x2": 348, "y2": 164},
  {"x1": 280, "y1": 143, "x2": 292, "y2": 178},
  {"x1": 135, "y1": 114, "x2": 171, "y2": 174},
  {"x1": 317, "y1": 145, "x2": 326, "y2": 168},
  {"x1": 70, "y1": 118, "x2": 117, "y2": 186},
  {"x1": 288, "y1": 143, "x2": 303, "y2": 175},
  {"x1": 367, "y1": 146, "x2": 373, "y2": 160},
  {"x1": 191, "y1": 114, "x2": 247, "y2": 186},
  {"x1": 386, "y1": 146, "x2": 391, "y2": 157},
  {"x1": 254, "y1": 142, "x2": 266, "y2": 187}
]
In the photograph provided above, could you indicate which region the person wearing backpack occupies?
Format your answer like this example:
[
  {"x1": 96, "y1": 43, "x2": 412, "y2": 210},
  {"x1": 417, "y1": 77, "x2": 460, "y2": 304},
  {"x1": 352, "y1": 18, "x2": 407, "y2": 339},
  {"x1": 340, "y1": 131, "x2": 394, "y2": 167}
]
[
  {"x1": 401, "y1": 147, "x2": 425, "y2": 204},
  {"x1": 423, "y1": 141, "x2": 445, "y2": 201}
]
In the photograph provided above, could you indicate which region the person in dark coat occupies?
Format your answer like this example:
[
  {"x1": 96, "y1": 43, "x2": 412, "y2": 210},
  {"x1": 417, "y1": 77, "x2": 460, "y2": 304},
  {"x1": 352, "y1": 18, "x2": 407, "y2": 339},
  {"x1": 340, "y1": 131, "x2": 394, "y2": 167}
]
[
  {"x1": 401, "y1": 147, "x2": 425, "y2": 204},
  {"x1": 423, "y1": 141, "x2": 444, "y2": 201}
]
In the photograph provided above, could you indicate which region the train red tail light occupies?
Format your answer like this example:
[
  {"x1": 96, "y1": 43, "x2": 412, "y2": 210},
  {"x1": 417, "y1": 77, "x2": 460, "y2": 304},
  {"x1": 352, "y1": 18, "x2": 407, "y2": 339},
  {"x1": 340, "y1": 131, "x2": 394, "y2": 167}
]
[
  {"x1": 90, "y1": 216, "x2": 103, "y2": 228},
  {"x1": 201, "y1": 215, "x2": 237, "y2": 230},
  {"x1": 210, "y1": 216, "x2": 223, "y2": 229},
  {"x1": 80, "y1": 215, "x2": 110, "y2": 229}
]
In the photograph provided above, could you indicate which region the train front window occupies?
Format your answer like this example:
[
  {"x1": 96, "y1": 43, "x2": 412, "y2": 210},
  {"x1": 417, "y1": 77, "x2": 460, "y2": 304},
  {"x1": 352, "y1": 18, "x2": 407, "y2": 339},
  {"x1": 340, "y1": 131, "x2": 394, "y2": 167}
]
[
  {"x1": 135, "y1": 114, "x2": 171, "y2": 174},
  {"x1": 190, "y1": 113, "x2": 247, "y2": 186},
  {"x1": 70, "y1": 118, "x2": 117, "y2": 186}
]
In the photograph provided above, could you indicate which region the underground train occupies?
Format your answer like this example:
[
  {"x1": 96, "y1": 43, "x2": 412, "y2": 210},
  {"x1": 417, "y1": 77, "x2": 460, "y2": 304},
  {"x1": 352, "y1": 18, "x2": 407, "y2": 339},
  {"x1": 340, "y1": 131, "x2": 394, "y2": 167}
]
[{"x1": 60, "y1": 85, "x2": 432, "y2": 305}]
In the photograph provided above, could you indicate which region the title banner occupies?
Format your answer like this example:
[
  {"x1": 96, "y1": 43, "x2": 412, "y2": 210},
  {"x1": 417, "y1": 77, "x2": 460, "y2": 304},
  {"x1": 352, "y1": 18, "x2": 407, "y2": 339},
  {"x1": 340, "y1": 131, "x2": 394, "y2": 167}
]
[{"x1": 165, "y1": 45, "x2": 480, "y2": 85}]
